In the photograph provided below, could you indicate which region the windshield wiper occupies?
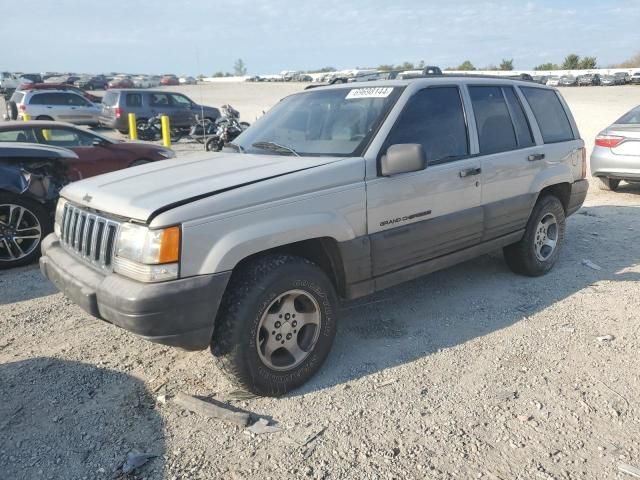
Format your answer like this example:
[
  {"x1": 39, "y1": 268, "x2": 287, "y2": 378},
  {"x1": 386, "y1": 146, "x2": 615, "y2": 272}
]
[{"x1": 251, "y1": 141, "x2": 300, "y2": 157}]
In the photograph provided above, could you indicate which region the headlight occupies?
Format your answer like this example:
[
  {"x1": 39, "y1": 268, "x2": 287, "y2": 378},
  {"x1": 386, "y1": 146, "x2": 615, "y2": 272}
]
[
  {"x1": 157, "y1": 149, "x2": 175, "y2": 159},
  {"x1": 54, "y1": 198, "x2": 67, "y2": 237},
  {"x1": 113, "y1": 223, "x2": 180, "y2": 282}
]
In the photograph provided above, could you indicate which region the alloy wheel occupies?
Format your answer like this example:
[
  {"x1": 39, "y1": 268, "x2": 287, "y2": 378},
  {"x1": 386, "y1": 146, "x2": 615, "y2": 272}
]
[
  {"x1": 534, "y1": 213, "x2": 558, "y2": 261},
  {"x1": 256, "y1": 289, "x2": 322, "y2": 371},
  {"x1": 0, "y1": 204, "x2": 42, "y2": 262}
]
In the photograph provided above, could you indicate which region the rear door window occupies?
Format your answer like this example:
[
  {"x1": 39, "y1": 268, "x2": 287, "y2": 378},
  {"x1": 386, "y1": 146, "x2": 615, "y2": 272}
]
[
  {"x1": 0, "y1": 128, "x2": 35, "y2": 142},
  {"x1": 126, "y1": 93, "x2": 142, "y2": 107},
  {"x1": 469, "y1": 86, "x2": 517, "y2": 155},
  {"x1": 385, "y1": 86, "x2": 469, "y2": 164},
  {"x1": 520, "y1": 87, "x2": 575, "y2": 143}
]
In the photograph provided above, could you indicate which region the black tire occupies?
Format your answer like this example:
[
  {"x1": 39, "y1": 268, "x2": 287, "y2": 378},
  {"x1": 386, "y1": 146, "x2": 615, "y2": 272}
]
[
  {"x1": 205, "y1": 136, "x2": 221, "y2": 151},
  {"x1": 36, "y1": 116, "x2": 53, "y2": 121},
  {"x1": 170, "y1": 130, "x2": 183, "y2": 143},
  {"x1": 211, "y1": 254, "x2": 338, "y2": 396},
  {"x1": 0, "y1": 193, "x2": 51, "y2": 270},
  {"x1": 130, "y1": 159, "x2": 151, "y2": 167},
  {"x1": 7, "y1": 101, "x2": 18, "y2": 120},
  {"x1": 118, "y1": 129, "x2": 128, "y2": 135},
  {"x1": 598, "y1": 177, "x2": 620, "y2": 191},
  {"x1": 503, "y1": 195, "x2": 566, "y2": 277}
]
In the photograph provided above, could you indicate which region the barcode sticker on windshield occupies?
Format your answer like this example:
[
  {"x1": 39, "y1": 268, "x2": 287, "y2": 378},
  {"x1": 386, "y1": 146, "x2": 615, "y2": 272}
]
[{"x1": 346, "y1": 87, "x2": 394, "y2": 99}]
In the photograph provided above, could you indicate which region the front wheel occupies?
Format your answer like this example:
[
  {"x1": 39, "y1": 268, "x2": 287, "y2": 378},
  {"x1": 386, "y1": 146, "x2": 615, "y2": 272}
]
[
  {"x1": 0, "y1": 194, "x2": 50, "y2": 269},
  {"x1": 211, "y1": 255, "x2": 338, "y2": 396},
  {"x1": 205, "y1": 136, "x2": 222, "y2": 151},
  {"x1": 503, "y1": 195, "x2": 566, "y2": 277}
]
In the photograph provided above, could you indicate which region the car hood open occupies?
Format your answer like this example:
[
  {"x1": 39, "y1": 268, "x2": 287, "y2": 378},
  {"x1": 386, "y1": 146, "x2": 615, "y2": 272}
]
[{"x1": 60, "y1": 151, "x2": 342, "y2": 222}]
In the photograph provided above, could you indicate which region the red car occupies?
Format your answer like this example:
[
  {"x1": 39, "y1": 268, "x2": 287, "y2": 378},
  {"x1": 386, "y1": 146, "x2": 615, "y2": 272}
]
[
  {"x1": 0, "y1": 121, "x2": 175, "y2": 180},
  {"x1": 16, "y1": 83, "x2": 102, "y2": 104},
  {"x1": 160, "y1": 75, "x2": 180, "y2": 86},
  {"x1": 107, "y1": 76, "x2": 135, "y2": 89}
]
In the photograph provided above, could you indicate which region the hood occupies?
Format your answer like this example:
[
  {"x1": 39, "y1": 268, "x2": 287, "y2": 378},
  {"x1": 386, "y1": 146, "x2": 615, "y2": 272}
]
[{"x1": 60, "y1": 151, "x2": 342, "y2": 222}]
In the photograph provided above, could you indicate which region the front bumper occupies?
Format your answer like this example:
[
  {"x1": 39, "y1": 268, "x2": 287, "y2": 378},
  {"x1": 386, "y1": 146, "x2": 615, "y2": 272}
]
[
  {"x1": 39, "y1": 234, "x2": 231, "y2": 351},
  {"x1": 567, "y1": 179, "x2": 589, "y2": 216}
]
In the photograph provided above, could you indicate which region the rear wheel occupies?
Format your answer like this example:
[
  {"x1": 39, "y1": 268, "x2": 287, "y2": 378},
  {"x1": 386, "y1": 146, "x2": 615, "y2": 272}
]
[
  {"x1": 205, "y1": 136, "x2": 222, "y2": 151},
  {"x1": 598, "y1": 177, "x2": 620, "y2": 191},
  {"x1": 211, "y1": 255, "x2": 338, "y2": 396},
  {"x1": 503, "y1": 195, "x2": 566, "y2": 277},
  {"x1": 0, "y1": 194, "x2": 50, "y2": 270}
]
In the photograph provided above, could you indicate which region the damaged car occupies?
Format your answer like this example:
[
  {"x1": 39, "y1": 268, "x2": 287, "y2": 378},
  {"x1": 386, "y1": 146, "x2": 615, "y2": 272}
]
[{"x1": 0, "y1": 143, "x2": 79, "y2": 269}]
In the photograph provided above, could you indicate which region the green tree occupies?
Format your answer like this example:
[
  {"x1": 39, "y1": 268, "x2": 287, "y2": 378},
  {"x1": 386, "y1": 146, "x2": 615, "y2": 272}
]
[
  {"x1": 212, "y1": 71, "x2": 225, "y2": 78},
  {"x1": 579, "y1": 56, "x2": 597, "y2": 69},
  {"x1": 534, "y1": 62, "x2": 559, "y2": 71},
  {"x1": 377, "y1": 64, "x2": 395, "y2": 71},
  {"x1": 562, "y1": 54, "x2": 580, "y2": 70},
  {"x1": 397, "y1": 61, "x2": 416, "y2": 70},
  {"x1": 499, "y1": 59, "x2": 514, "y2": 71},
  {"x1": 612, "y1": 52, "x2": 640, "y2": 68},
  {"x1": 417, "y1": 60, "x2": 425, "y2": 69},
  {"x1": 308, "y1": 66, "x2": 336, "y2": 73},
  {"x1": 457, "y1": 60, "x2": 476, "y2": 71},
  {"x1": 233, "y1": 58, "x2": 247, "y2": 76}
]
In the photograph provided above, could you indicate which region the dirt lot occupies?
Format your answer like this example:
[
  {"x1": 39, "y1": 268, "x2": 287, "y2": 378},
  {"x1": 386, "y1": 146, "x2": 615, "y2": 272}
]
[{"x1": 1, "y1": 85, "x2": 640, "y2": 480}]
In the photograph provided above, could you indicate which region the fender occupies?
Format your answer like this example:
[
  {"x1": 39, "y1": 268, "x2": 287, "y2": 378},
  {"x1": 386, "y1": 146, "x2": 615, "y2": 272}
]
[
  {"x1": 187, "y1": 212, "x2": 358, "y2": 275},
  {"x1": 0, "y1": 164, "x2": 60, "y2": 203}
]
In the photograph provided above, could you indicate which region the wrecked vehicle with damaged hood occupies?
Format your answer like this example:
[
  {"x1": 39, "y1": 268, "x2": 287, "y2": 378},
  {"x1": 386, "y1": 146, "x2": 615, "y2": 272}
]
[
  {"x1": 0, "y1": 143, "x2": 78, "y2": 268},
  {"x1": 40, "y1": 78, "x2": 587, "y2": 396}
]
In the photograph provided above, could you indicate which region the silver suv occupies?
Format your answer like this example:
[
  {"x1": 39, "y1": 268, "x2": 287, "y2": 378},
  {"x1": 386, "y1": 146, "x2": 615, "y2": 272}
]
[
  {"x1": 40, "y1": 77, "x2": 588, "y2": 396},
  {"x1": 7, "y1": 90, "x2": 101, "y2": 126}
]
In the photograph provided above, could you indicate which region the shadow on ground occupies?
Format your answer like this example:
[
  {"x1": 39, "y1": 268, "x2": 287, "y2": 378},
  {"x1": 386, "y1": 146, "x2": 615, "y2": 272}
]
[
  {"x1": 0, "y1": 358, "x2": 165, "y2": 479},
  {"x1": 292, "y1": 204, "x2": 640, "y2": 395},
  {"x1": 0, "y1": 264, "x2": 57, "y2": 305}
]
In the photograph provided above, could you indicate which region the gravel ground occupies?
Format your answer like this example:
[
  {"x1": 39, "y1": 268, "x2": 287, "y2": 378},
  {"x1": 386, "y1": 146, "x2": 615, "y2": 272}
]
[{"x1": 1, "y1": 84, "x2": 640, "y2": 480}]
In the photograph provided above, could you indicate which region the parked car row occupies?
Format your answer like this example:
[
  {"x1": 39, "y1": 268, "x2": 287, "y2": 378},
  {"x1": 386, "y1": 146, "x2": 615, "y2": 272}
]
[{"x1": 540, "y1": 72, "x2": 639, "y2": 87}]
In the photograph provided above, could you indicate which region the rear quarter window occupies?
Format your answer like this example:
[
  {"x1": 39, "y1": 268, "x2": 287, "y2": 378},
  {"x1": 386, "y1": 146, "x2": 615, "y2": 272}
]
[
  {"x1": 9, "y1": 91, "x2": 24, "y2": 104},
  {"x1": 102, "y1": 91, "x2": 119, "y2": 107},
  {"x1": 126, "y1": 93, "x2": 142, "y2": 107},
  {"x1": 520, "y1": 87, "x2": 575, "y2": 143}
]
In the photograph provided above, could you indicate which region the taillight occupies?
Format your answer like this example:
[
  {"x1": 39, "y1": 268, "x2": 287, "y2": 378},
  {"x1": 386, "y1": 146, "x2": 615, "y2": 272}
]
[
  {"x1": 114, "y1": 107, "x2": 122, "y2": 118},
  {"x1": 580, "y1": 147, "x2": 586, "y2": 179},
  {"x1": 595, "y1": 135, "x2": 624, "y2": 148}
]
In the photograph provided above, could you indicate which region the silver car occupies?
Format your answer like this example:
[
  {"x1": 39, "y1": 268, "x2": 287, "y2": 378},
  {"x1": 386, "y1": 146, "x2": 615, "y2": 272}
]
[
  {"x1": 591, "y1": 105, "x2": 640, "y2": 190},
  {"x1": 9, "y1": 89, "x2": 101, "y2": 126}
]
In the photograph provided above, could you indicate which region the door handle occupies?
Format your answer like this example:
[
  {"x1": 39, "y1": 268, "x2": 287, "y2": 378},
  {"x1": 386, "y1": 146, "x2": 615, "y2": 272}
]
[
  {"x1": 459, "y1": 167, "x2": 482, "y2": 178},
  {"x1": 528, "y1": 153, "x2": 545, "y2": 161}
]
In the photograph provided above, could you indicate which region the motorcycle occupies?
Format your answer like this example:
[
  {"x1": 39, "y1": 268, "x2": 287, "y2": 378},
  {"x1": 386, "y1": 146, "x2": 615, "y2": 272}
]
[
  {"x1": 188, "y1": 104, "x2": 249, "y2": 151},
  {"x1": 137, "y1": 114, "x2": 185, "y2": 143}
]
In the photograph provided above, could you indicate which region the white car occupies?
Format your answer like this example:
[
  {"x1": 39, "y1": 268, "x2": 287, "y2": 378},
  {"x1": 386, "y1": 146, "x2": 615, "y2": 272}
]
[
  {"x1": 133, "y1": 75, "x2": 152, "y2": 88},
  {"x1": 546, "y1": 77, "x2": 561, "y2": 86},
  {"x1": 0, "y1": 71, "x2": 20, "y2": 97},
  {"x1": 179, "y1": 76, "x2": 197, "y2": 85}
]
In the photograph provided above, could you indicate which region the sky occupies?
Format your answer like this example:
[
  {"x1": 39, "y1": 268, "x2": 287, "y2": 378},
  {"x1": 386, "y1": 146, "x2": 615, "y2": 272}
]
[{"x1": 3, "y1": 0, "x2": 640, "y2": 75}]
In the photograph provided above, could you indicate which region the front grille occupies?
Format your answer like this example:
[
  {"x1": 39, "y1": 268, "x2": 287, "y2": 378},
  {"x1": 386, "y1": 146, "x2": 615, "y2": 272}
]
[{"x1": 60, "y1": 203, "x2": 120, "y2": 270}]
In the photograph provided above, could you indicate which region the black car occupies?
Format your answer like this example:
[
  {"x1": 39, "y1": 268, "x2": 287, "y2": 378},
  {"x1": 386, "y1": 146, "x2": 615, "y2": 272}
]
[
  {"x1": 75, "y1": 75, "x2": 108, "y2": 90},
  {"x1": 0, "y1": 143, "x2": 78, "y2": 269}
]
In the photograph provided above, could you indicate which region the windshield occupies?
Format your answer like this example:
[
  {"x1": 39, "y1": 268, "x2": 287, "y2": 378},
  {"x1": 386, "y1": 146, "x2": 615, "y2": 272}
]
[
  {"x1": 615, "y1": 106, "x2": 640, "y2": 125},
  {"x1": 232, "y1": 86, "x2": 403, "y2": 157}
]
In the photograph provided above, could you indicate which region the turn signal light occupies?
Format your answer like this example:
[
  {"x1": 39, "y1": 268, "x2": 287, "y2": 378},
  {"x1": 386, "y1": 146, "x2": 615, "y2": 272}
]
[
  {"x1": 158, "y1": 226, "x2": 181, "y2": 264},
  {"x1": 595, "y1": 135, "x2": 624, "y2": 148}
]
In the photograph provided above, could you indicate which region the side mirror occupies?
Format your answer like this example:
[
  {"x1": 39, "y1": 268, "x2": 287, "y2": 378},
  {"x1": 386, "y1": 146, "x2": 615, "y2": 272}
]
[
  {"x1": 381, "y1": 144, "x2": 426, "y2": 176},
  {"x1": 92, "y1": 138, "x2": 107, "y2": 147}
]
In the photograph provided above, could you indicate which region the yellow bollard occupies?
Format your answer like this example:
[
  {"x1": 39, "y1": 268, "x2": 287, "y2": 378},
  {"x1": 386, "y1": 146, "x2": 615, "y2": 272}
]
[
  {"x1": 23, "y1": 114, "x2": 31, "y2": 121},
  {"x1": 128, "y1": 113, "x2": 137, "y2": 140},
  {"x1": 160, "y1": 115, "x2": 171, "y2": 148},
  {"x1": 42, "y1": 129, "x2": 51, "y2": 141}
]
